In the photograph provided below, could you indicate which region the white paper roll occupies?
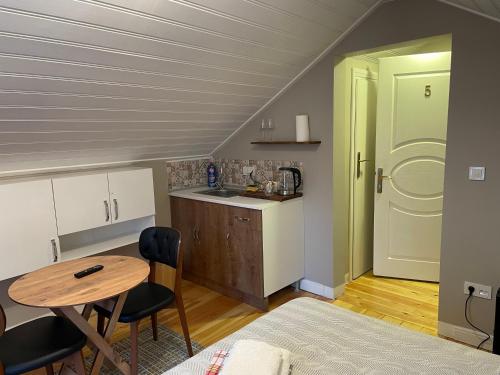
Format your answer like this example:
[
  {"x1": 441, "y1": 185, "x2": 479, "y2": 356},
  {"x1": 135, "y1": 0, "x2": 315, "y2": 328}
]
[{"x1": 296, "y1": 114, "x2": 310, "y2": 142}]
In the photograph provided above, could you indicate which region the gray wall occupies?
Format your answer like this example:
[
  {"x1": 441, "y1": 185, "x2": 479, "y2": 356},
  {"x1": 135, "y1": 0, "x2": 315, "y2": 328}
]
[{"x1": 215, "y1": 0, "x2": 500, "y2": 333}]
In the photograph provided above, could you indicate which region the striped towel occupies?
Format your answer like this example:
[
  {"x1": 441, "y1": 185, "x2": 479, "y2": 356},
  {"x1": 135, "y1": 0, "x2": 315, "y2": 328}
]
[{"x1": 205, "y1": 350, "x2": 229, "y2": 375}]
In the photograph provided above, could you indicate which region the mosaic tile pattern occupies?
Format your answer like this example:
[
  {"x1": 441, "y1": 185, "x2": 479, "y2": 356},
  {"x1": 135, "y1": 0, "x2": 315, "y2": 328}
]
[
  {"x1": 216, "y1": 159, "x2": 304, "y2": 189},
  {"x1": 166, "y1": 158, "x2": 304, "y2": 191},
  {"x1": 166, "y1": 159, "x2": 211, "y2": 191}
]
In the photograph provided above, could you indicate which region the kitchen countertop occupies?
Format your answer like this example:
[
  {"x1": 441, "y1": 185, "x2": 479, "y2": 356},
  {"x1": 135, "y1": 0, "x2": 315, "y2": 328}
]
[{"x1": 169, "y1": 187, "x2": 302, "y2": 210}]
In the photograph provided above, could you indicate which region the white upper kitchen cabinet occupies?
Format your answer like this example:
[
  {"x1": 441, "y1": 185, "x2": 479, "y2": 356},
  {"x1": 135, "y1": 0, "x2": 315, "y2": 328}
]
[
  {"x1": 52, "y1": 172, "x2": 111, "y2": 235},
  {"x1": 0, "y1": 179, "x2": 59, "y2": 280},
  {"x1": 107, "y1": 169, "x2": 155, "y2": 224}
]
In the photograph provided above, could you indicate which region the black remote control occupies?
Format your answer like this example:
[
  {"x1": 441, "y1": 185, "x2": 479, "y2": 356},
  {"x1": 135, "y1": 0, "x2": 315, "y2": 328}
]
[{"x1": 74, "y1": 265, "x2": 104, "y2": 279}]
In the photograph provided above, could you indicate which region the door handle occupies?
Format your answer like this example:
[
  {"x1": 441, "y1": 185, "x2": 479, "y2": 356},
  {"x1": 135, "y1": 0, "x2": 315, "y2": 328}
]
[
  {"x1": 51, "y1": 239, "x2": 58, "y2": 262},
  {"x1": 113, "y1": 198, "x2": 119, "y2": 220},
  {"x1": 357, "y1": 152, "x2": 371, "y2": 179},
  {"x1": 235, "y1": 216, "x2": 250, "y2": 223},
  {"x1": 377, "y1": 168, "x2": 391, "y2": 193},
  {"x1": 104, "y1": 200, "x2": 110, "y2": 222}
]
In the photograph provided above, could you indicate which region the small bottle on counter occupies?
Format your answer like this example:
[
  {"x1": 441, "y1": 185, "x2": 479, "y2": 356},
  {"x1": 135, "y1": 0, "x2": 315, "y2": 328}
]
[{"x1": 207, "y1": 162, "x2": 217, "y2": 188}]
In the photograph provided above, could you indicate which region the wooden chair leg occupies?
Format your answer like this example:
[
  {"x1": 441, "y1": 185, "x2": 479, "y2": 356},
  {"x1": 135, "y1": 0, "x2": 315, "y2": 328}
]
[
  {"x1": 130, "y1": 321, "x2": 140, "y2": 375},
  {"x1": 97, "y1": 312, "x2": 105, "y2": 336},
  {"x1": 151, "y1": 313, "x2": 158, "y2": 341},
  {"x1": 45, "y1": 364, "x2": 54, "y2": 375},
  {"x1": 176, "y1": 295, "x2": 193, "y2": 357},
  {"x1": 66, "y1": 351, "x2": 86, "y2": 375}
]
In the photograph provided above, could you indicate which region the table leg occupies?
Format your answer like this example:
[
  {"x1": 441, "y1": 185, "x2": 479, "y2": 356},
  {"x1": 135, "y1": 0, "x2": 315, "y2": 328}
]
[
  {"x1": 90, "y1": 292, "x2": 128, "y2": 375},
  {"x1": 51, "y1": 291, "x2": 130, "y2": 375}
]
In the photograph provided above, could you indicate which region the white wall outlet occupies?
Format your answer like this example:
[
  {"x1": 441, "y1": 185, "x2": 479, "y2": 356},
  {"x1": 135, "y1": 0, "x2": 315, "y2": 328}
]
[
  {"x1": 242, "y1": 166, "x2": 256, "y2": 176},
  {"x1": 464, "y1": 281, "x2": 492, "y2": 299},
  {"x1": 468, "y1": 166, "x2": 485, "y2": 181}
]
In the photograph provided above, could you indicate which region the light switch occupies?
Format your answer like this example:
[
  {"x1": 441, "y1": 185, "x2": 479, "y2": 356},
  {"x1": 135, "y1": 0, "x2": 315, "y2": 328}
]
[{"x1": 468, "y1": 166, "x2": 485, "y2": 181}]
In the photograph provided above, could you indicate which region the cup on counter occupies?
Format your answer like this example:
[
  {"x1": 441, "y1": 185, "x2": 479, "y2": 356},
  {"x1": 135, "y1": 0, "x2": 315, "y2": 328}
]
[{"x1": 264, "y1": 181, "x2": 276, "y2": 196}]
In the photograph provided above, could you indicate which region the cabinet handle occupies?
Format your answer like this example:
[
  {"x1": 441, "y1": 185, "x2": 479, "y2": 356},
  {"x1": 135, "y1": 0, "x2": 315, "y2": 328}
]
[
  {"x1": 235, "y1": 216, "x2": 250, "y2": 223},
  {"x1": 113, "y1": 198, "x2": 119, "y2": 220},
  {"x1": 104, "y1": 200, "x2": 110, "y2": 222},
  {"x1": 195, "y1": 228, "x2": 200, "y2": 241},
  {"x1": 192, "y1": 227, "x2": 197, "y2": 240},
  {"x1": 51, "y1": 239, "x2": 58, "y2": 262},
  {"x1": 226, "y1": 232, "x2": 230, "y2": 240}
]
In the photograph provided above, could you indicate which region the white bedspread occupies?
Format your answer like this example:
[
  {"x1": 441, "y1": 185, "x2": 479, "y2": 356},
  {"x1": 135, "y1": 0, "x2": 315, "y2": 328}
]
[{"x1": 166, "y1": 297, "x2": 500, "y2": 374}]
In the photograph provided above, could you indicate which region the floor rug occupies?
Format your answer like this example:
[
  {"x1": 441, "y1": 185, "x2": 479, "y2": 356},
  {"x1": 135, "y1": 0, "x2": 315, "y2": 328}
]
[{"x1": 86, "y1": 325, "x2": 203, "y2": 374}]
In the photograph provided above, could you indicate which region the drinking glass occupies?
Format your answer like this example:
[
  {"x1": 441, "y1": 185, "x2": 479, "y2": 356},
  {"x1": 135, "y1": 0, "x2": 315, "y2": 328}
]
[{"x1": 267, "y1": 119, "x2": 274, "y2": 141}]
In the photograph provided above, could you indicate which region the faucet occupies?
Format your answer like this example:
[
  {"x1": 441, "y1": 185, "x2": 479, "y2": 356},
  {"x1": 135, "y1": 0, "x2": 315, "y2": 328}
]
[{"x1": 215, "y1": 166, "x2": 225, "y2": 190}]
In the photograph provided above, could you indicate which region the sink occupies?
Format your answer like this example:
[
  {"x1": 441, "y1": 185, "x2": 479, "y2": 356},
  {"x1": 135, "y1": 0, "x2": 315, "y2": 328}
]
[{"x1": 196, "y1": 189, "x2": 241, "y2": 198}]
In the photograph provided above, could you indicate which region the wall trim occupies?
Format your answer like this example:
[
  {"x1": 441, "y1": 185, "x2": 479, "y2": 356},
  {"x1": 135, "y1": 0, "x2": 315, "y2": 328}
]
[
  {"x1": 211, "y1": 0, "x2": 386, "y2": 154},
  {"x1": 0, "y1": 154, "x2": 211, "y2": 179},
  {"x1": 300, "y1": 279, "x2": 334, "y2": 299},
  {"x1": 438, "y1": 321, "x2": 493, "y2": 352},
  {"x1": 437, "y1": 1, "x2": 500, "y2": 25}
]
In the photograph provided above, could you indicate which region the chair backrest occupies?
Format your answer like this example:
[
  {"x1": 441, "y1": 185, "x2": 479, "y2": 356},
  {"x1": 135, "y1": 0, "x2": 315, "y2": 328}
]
[
  {"x1": 0, "y1": 304, "x2": 5, "y2": 336},
  {"x1": 139, "y1": 227, "x2": 181, "y2": 269}
]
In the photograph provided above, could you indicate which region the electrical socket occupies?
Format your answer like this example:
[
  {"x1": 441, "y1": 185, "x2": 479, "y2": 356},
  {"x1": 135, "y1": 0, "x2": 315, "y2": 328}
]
[
  {"x1": 242, "y1": 166, "x2": 255, "y2": 176},
  {"x1": 464, "y1": 281, "x2": 492, "y2": 299}
]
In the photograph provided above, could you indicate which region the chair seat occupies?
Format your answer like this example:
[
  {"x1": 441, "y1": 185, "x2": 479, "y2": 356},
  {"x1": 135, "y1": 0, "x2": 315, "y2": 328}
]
[
  {"x1": 95, "y1": 282, "x2": 175, "y2": 323},
  {"x1": 0, "y1": 316, "x2": 86, "y2": 375}
]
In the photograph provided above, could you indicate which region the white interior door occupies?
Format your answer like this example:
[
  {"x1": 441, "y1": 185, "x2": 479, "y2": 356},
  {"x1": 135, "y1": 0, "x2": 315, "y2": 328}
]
[
  {"x1": 0, "y1": 179, "x2": 58, "y2": 280},
  {"x1": 374, "y1": 52, "x2": 451, "y2": 282},
  {"x1": 52, "y1": 172, "x2": 111, "y2": 235},
  {"x1": 351, "y1": 68, "x2": 378, "y2": 279},
  {"x1": 108, "y1": 169, "x2": 155, "y2": 224}
]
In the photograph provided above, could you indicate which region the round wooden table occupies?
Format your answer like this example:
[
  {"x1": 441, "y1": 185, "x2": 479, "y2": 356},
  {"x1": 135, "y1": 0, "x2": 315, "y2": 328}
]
[{"x1": 9, "y1": 255, "x2": 149, "y2": 375}]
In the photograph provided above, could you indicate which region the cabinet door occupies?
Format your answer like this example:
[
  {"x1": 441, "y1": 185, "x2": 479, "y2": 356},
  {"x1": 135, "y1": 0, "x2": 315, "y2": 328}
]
[
  {"x1": 199, "y1": 201, "x2": 227, "y2": 286},
  {"x1": 52, "y1": 173, "x2": 111, "y2": 235},
  {"x1": 224, "y1": 206, "x2": 263, "y2": 297},
  {"x1": 108, "y1": 169, "x2": 155, "y2": 224},
  {"x1": 171, "y1": 197, "x2": 204, "y2": 278},
  {"x1": 0, "y1": 179, "x2": 58, "y2": 280}
]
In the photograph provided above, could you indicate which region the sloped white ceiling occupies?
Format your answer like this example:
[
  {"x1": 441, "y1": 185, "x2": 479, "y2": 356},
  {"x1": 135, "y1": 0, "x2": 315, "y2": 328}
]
[
  {"x1": 0, "y1": 0, "x2": 379, "y2": 173},
  {"x1": 440, "y1": 0, "x2": 500, "y2": 21}
]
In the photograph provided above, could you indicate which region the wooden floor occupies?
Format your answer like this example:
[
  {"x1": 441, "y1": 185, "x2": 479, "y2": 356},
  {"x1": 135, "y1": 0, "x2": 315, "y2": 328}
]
[
  {"x1": 106, "y1": 270, "x2": 439, "y2": 348},
  {"x1": 334, "y1": 271, "x2": 439, "y2": 336},
  {"x1": 30, "y1": 271, "x2": 439, "y2": 374}
]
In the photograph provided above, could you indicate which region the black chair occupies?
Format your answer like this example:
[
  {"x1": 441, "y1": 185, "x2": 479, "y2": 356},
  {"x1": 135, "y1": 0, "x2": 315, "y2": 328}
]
[
  {"x1": 94, "y1": 227, "x2": 193, "y2": 375},
  {"x1": 0, "y1": 304, "x2": 87, "y2": 375}
]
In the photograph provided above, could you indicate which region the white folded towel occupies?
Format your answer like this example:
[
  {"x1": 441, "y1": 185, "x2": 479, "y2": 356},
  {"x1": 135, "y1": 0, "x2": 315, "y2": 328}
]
[{"x1": 220, "y1": 339, "x2": 291, "y2": 375}]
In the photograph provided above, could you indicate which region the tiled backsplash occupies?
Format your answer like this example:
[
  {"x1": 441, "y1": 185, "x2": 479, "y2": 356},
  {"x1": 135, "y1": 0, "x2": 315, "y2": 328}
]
[
  {"x1": 166, "y1": 158, "x2": 303, "y2": 191},
  {"x1": 216, "y1": 159, "x2": 304, "y2": 188},
  {"x1": 166, "y1": 159, "x2": 211, "y2": 191}
]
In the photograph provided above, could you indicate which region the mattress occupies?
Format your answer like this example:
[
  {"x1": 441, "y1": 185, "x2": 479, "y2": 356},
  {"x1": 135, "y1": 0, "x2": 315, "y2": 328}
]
[{"x1": 166, "y1": 297, "x2": 500, "y2": 374}]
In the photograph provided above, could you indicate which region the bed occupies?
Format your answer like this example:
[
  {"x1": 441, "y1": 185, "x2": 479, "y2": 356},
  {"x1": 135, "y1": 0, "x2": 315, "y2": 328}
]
[{"x1": 166, "y1": 297, "x2": 500, "y2": 374}]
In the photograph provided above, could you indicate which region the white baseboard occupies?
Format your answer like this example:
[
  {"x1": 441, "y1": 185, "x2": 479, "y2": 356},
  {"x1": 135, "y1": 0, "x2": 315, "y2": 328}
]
[
  {"x1": 438, "y1": 321, "x2": 493, "y2": 352},
  {"x1": 300, "y1": 279, "x2": 334, "y2": 299},
  {"x1": 333, "y1": 283, "x2": 345, "y2": 298}
]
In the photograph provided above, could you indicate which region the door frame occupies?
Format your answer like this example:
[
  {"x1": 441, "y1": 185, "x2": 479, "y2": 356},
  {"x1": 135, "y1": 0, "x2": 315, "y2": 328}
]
[
  {"x1": 333, "y1": 34, "x2": 453, "y2": 288},
  {"x1": 348, "y1": 67, "x2": 378, "y2": 281}
]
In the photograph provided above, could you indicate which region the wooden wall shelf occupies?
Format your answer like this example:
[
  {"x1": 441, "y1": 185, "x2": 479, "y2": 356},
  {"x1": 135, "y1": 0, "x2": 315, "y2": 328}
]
[{"x1": 251, "y1": 141, "x2": 321, "y2": 145}]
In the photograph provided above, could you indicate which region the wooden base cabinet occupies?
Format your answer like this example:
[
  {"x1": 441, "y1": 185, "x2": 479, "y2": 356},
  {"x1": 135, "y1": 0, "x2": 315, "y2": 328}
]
[{"x1": 170, "y1": 197, "x2": 304, "y2": 310}]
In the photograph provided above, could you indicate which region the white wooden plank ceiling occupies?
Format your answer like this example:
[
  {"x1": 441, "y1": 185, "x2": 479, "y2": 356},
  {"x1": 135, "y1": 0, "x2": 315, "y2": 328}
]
[
  {"x1": 0, "y1": 0, "x2": 379, "y2": 172},
  {"x1": 1, "y1": 0, "x2": 497, "y2": 173},
  {"x1": 440, "y1": 0, "x2": 500, "y2": 21}
]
